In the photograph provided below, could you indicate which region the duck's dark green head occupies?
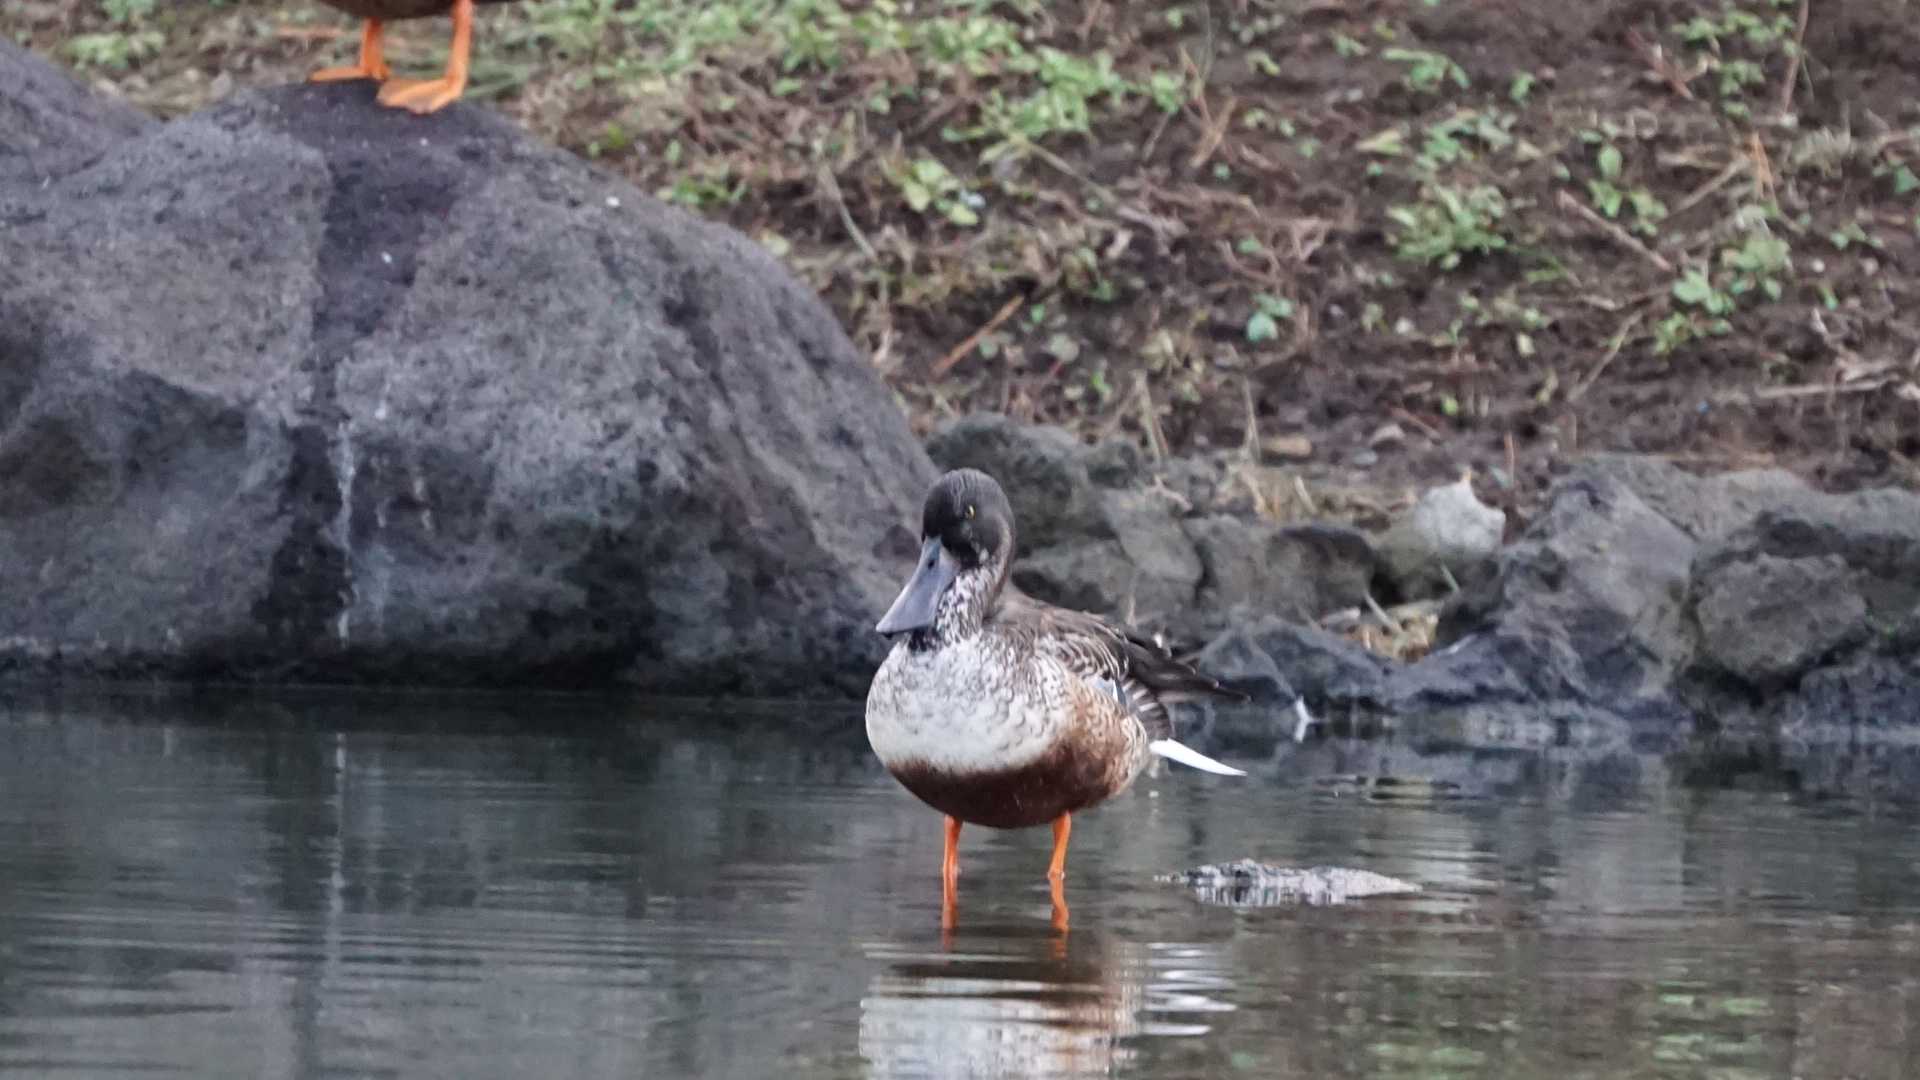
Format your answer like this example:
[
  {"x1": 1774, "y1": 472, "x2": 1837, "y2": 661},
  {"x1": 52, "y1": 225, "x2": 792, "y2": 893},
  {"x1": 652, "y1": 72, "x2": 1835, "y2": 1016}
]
[{"x1": 876, "y1": 469, "x2": 1015, "y2": 637}]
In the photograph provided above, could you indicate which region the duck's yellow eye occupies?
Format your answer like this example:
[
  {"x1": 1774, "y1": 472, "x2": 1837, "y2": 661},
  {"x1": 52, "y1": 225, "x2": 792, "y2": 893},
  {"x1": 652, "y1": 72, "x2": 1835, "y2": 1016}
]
[{"x1": 965, "y1": 504, "x2": 976, "y2": 519}]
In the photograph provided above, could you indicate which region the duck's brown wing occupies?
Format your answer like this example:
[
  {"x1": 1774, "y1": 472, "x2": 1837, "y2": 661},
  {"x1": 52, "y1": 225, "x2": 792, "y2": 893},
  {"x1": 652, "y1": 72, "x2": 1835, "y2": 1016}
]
[{"x1": 997, "y1": 589, "x2": 1247, "y2": 740}]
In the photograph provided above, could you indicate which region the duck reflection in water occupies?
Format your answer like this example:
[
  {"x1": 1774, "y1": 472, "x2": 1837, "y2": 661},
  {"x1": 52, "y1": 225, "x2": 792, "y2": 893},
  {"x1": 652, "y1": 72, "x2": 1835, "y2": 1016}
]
[
  {"x1": 866, "y1": 470, "x2": 1247, "y2": 933},
  {"x1": 860, "y1": 926, "x2": 1135, "y2": 1078}
]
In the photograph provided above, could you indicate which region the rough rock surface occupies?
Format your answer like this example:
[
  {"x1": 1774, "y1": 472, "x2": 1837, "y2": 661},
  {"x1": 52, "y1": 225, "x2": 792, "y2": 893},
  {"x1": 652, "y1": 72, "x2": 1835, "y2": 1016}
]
[
  {"x1": 0, "y1": 43, "x2": 150, "y2": 184},
  {"x1": 1692, "y1": 554, "x2": 1866, "y2": 686},
  {"x1": 1195, "y1": 615, "x2": 1389, "y2": 709},
  {"x1": 0, "y1": 76, "x2": 934, "y2": 692},
  {"x1": 1197, "y1": 456, "x2": 1920, "y2": 731},
  {"x1": 1375, "y1": 476, "x2": 1506, "y2": 598}
]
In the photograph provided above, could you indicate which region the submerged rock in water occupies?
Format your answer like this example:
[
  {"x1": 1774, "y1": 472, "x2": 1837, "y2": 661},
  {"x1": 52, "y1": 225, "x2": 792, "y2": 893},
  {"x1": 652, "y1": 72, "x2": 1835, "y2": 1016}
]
[
  {"x1": 0, "y1": 60, "x2": 933, "y2": 693},
  {"x1": 1161, "y1": 859, "x2": 1423, "y2": 908}
]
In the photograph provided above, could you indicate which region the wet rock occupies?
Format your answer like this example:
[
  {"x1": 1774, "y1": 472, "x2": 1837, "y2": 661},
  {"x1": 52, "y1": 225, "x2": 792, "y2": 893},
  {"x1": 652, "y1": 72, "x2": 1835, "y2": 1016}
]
[
  {"x1": 1161, "y1": 860, "x2": 1423, "y2": 907},
  {"x1": 924, "y1": 413, "x2": 1105, "y2": 550},
  {"x1": 1196, "y1": 615, "x2": 1390, "y2": 708},
  {"x1": 1676, "y1": 484, "x2": 1920, "y2": 724},
  {"x1": 1692, "y1": 554, "x2": 1867, "y2": 686},
  {"x1": 1403, "y1": 464, "x2": 1697, "y2": 724},
  {"x1": 1376, "y1": 476, "x2": 1506, "y2": 599},
  {"x1": 0, "y1": 42, "x2": 150, "y2": 184},
  {"x1": 0, "y1": 82, "x2": 933, "y2": 693},
  {"x1": 1578, "y1": 453, "x2": 1812, "y2": 543},
  {"x1": 1184, "y1": 517, "x2": 1376, "y2": 630},
  {"x1": 1079, "y1": 437, "x2": 1143, "y2": 487},
  {"x1": 1778, "y1": 656, "x2": 1920, "y2": 730},
  {"x1": 1693, "y1": 489, "x2": 1920, "y2": 627},
  {"x1": 1009, "y1": 488, "x2": 1201, "y2": 626}
]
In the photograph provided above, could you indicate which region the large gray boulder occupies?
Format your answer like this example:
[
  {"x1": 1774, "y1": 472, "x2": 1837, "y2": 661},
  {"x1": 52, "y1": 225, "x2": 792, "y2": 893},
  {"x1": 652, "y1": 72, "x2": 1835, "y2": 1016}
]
[
  {"x1": 1381, "y1": 463, "x2": 1699, "y2": 726},
  {"x1": 0, "y1": 72, "x2": 934, "y2": 693},
  {"x1": 1683, "y1": 485, "x2": 1920, "y2": 722}
]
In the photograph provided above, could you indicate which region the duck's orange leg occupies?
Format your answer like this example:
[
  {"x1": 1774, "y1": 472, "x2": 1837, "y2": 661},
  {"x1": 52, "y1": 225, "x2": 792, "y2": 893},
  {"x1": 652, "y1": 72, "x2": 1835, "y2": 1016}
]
[
  {"x1": 940, "y1": 815, "x2": 963, "y2": 931},
  {"x1": 1047, "y1": 813, "x2": 1071, "y2": 934},
  {"x1": 310, "y1": 19, "x2": 391, "y2": 83},
  {"x1": 378, "y1": 0, "x2": 473, "y2": 114},
  {"x1": 1046, "y1": 812, "x2": 1071, "y2": 880}
]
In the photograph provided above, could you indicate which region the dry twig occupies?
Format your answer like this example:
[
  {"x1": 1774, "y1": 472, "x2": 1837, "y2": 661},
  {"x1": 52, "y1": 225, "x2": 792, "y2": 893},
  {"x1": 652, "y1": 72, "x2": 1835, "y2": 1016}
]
[
  {"x1": 931, "y1": 294, "x2": 1024, "y2": 377},
  {"x1": 1776, "y1": 0, "x2": 1810, "y2": 114},
  {"x1": 1555, "y1": 190, "x2": 1675, "y2": 273},
  {"x1": 1571, "y1": 310, "x2": 1645, "y2": 402}
]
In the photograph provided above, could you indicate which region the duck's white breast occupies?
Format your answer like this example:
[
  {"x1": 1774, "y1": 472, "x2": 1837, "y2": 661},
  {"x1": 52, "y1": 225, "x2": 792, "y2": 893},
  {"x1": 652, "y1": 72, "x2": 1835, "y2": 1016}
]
[{"x1": 865, "y1": 636, "x2": 1067, "y2": 774}]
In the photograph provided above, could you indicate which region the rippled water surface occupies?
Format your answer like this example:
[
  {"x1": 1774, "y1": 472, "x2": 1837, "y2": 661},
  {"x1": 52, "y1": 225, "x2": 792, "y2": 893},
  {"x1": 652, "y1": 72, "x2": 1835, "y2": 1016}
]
[{"x1": 2, "y1": 690, "x2": 1918, "y2": 1079}]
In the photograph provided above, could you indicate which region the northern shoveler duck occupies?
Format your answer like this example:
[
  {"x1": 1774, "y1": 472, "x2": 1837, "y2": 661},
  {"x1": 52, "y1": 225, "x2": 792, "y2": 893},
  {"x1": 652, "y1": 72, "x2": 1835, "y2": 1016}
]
[
  {"x1": 866, "y1": 468, "x2": 1246, "y2": 928},
  {"x1": 309, "y1": 0, "x2": 514, "y2": 114}
]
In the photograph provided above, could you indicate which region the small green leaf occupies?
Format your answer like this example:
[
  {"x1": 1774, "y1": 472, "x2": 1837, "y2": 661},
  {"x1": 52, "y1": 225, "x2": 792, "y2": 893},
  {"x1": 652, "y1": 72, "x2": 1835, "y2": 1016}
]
[{"x1": 1597, "y1": 144, "x2": 1623, "y2": 180}]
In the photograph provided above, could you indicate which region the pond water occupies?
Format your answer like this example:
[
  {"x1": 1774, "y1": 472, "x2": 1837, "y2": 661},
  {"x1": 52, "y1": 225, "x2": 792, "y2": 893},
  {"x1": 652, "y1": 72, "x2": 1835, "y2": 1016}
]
[{"x1": 1, "y1": 689, "x2": 1917, "y2": 1079}]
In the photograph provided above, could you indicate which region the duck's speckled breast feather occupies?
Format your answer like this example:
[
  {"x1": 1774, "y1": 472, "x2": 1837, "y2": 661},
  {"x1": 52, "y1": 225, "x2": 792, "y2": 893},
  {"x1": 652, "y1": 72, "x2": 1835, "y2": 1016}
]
[{"x1": 866, "y1": 621, "x2": 1149, "y2": 829}]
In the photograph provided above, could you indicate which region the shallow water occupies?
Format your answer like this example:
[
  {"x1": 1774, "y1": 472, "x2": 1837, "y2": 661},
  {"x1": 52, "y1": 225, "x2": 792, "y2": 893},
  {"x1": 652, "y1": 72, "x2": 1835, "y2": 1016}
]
[{"x1": 1, "y1": 691, "x2": 1917, "y2": 1079}]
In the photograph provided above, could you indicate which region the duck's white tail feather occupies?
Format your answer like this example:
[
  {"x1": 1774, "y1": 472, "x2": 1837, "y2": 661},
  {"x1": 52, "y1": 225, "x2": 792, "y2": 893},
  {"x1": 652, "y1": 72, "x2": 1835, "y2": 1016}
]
[{"x1": 1149, "y1": 739, "x2": 1246, "y2": 776}]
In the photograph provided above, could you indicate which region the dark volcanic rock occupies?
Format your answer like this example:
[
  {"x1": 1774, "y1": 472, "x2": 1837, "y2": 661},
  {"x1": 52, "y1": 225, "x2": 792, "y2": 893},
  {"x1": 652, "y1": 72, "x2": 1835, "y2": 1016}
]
[
  {"x1": 1692, "y1": 554, "x2": 1867, "y2": 685},
  {"x1": 1680, "y1": 484, "x2": 1920, "y2": 723},
  {"x1": 1779, "y1": 656, "x2": 1920, "y2": 729},
  {"x1": 1577, "y1": 453, "x2": 1812, "y2": 542},
  {"x1": 0, "y1": 80, "x2": 933, "y2": 693},
  {"x1": 0, "y1": 43, "x2": 150, "y2": 184},
  {"x1": 1185, "y1": 517, "x2": 1375, "y2": 629},
  {"x1": 1375, "y1": 476, "x2": 1506, "y2": 599},
  {"x1": 1009, "y1": 489, "x2": 1200, "y2": 624},
  {"x1": 1195, "y1": 615, "x2": 1390, "y2": 708},
  {"x1": 924, "y1": 413, "x2": 1106, "y2": 550},
  {"x1": 1385, "y1": 463, "x2": 1698, "y2": 725}
]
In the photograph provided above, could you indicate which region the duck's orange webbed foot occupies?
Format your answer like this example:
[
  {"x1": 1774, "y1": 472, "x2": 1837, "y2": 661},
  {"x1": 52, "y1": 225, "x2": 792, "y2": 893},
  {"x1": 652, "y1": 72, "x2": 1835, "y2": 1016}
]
[
  {"x1": 376, "y1": 0, "x2": 473, "y2": 114},
  {"x1": 310, "y1": 19, "x2": 391, "y2": 83}
]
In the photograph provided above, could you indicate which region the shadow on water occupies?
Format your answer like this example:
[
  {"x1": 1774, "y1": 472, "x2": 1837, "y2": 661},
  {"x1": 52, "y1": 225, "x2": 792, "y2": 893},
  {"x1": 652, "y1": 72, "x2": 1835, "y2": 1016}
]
[{"x1": 0, "y1": 685, "x2": 1918, "y2": 1077}]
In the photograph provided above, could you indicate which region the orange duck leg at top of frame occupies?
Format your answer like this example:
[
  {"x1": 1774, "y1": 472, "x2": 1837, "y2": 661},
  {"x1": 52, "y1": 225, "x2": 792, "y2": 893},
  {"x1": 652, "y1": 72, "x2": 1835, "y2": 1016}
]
[{"x1": 309, "y1": 0, "x2": 514, "y2": 114}]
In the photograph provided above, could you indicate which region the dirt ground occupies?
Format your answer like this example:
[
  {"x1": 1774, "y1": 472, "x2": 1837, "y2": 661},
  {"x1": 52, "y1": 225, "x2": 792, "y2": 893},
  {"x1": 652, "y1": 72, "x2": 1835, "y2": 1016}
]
[{"x1": 8, "y1": 0, "x2": 1919, "y2": 523}]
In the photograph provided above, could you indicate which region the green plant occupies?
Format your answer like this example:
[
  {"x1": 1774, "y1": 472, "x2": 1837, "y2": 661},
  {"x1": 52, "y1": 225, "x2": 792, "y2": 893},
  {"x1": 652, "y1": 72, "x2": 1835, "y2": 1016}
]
[
  {"x1": 886, "y1": 156, "x2": 981, "y2": 226},
  {"x1": 1720, "y1": 229, "x2": 1790, "y2": 300},
  {"x1": 1383, "y1": 47, "x2": 1468, "y2": 94},
  {"x1": 1245, "y1": 294, "x2": 1295, "y2": 343},
  {"x1": 1586, "y1": 144, "x2": 1668, "y2": 236},
  {"x1": 1387, "y1": 184, "x2": 1508, "y2": 268}
]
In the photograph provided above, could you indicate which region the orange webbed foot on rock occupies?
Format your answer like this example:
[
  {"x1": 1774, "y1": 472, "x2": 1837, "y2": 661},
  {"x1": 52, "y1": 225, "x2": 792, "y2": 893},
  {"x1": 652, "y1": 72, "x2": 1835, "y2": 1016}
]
[
  {"x1": 310, "y1": 19, "x2": 391, "y2": 83},
  {"x1": 373, "y1": 0, "x2": 473, "y2": 114}
]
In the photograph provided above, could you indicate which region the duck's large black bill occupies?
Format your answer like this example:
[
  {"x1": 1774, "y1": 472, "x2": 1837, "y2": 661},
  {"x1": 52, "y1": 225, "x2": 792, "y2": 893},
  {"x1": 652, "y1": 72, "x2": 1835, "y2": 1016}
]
[{"x1": 876, "y1": 538, "x2": 957, "y2": 635}]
